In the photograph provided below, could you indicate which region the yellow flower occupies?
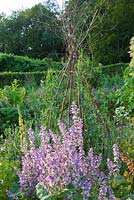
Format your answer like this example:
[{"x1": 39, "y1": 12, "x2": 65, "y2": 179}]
[{"x1": 124, "y1": 171, "x2": 129, "y2": 177}]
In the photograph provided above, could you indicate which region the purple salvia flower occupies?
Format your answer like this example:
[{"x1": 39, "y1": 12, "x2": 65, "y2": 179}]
[
  {"x1": 17, "y1": 103, "x2": 117, "y2": 199},
  {"x1": 107, "y1": 144, "x2": 120, "y2": 177},
  {"x1": 113, "y1": 144, "x2": 120, "y2": 173},
  {"x1": 6, "y1": 190, "x2": 18, "y2": 200},
  {"x1": 28, "y1": 128, "x2": 35, "y2": 149},
  {"x1": 98, "y1": 180, "x2": 107, "y2": 199},
  {"x1": 108, "y1": 187, "x2": 116, "y2": 200},
  {"x1": 107, "y1": 158, "x2": 114, "y2": 177}
]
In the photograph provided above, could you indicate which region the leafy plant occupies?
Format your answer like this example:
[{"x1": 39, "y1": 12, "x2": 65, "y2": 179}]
[
  {"x1": 0, "y1": 80, "x2": 26, "y2": 135},
  {"x1": 0, "y1": 141, "x2": 20, "y2": 200},
  {"x1": 36, "y1": 183, "x2": 76, "y2": 200},
  {"x1": 116, "y1": 37, "x2": 134, "y2": 116},
  {"x1": 17, "y1": 103, "x2": 120, "y2": 199}
]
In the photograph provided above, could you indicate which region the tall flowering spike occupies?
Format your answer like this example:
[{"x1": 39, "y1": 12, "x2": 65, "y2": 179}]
[
  {"x1": 18, "y1": 106, "x2": 25, "y2": 147},
  {"x1": 108, "y1": 187, "x2": 116, "y2": 200},
  {"x1": 129, "y1": 36, "x2": 134, "y2": 68},
  {"x1": 71, "y1": 102, "x2": 79, "y2": 116},
  {"x1": 128, "y1": 37, "x2": 134, "y2": 77},
  {"x1": 107, "y1": 158, "x2": 114, "y2": 177},
  {"x1": 28, "y1": 128, "x2": 35, "y2": 149},
  {"x1": 18, "y1": 103, "x2": 117, "y2": 199},
  {"x1": 98, "y1": 180, "x2": 107, "y2": 200},
  {"x1": 113, "y1": 143, "x2": 120, "y2": 173},
  {"x1": 107, "y1": 144, "x2": 120, "y2": 177},
  {"x1": 58, "y1": 120, "x2": 68, "y2": 136}
]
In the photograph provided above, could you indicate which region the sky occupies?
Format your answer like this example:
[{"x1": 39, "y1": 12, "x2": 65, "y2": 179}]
[{"x1": 0, "y1": 0, "x2": 63, "y2": 15}]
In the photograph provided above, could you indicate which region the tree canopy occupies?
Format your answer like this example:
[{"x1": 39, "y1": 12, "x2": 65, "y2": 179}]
[
  {"x1": 0, "y1": 3, "x2": 64, "y2": 60},
  {"x1": 0, "y1": 0, "x2": 134, "y2": 64},
  {"x1": 90, "y1": 0, "x2": 134, "y2": 64}
]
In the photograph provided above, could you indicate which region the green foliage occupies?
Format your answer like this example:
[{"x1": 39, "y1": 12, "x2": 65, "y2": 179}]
[
  {"x1": 0, "y1": 157, "x2": 20, "y2": 200},
  {"x1": 117, "y1": 126, "x2": 134, "y2": 160},
  {"x1": 36, "y1": 183, "x2": 76, "y2": 200},
  {"x1": 90, "y1": 0, "x2": 134, "y2": 64},
  {"x1": 111, "y1": 174, "x2": 134, "y2": 198},
  {"x1": 0, "y1": 53, "x2": 62, "y2": 72},
  {"x1": 0, "y1": 3, "x2": 64, "y2": 59},
  {"x1": 0, "y1": 124, "x2": 28, "y2": 200},
  {"x1": 0, "y1": 130, "x2": 21, "y2": 199},
  {"x1": 0, "y1": 71, "x2": 47, "y2": 87},
  {"x1": 99, "y1": 63, "x2": 128, "y2": 76},
  {"x1": 25, "y1": 52, "x2": 124, "y2": 160},
  {"x1": 36, "y1": 183, "x2": 84, "y2": 200},
  {"x1": 22, "y1": 69, "x2": 61, "y2": 130},
  {"x1": 0, "y1": 48, "x2": 132, "y2": 199},
  {"x1": 116, "y1": 37, "x2": 134, "y2": 116},
  {"x1": 0, "y1": 71, "x2": 61, "y2": 134},
  {"x1": 116, "y1": 67, "x2": 134, "y2": 116},
  {"x1": 93, "y1": 63, "x2": 127, "y2": 87},
  {"x1": 1, "y1": 1, "x2": 134, "y2": 198},
  {"x1": 0, "y1": 80, "x2": 26, "y2": 134},
  {"x1": 36, "y1": 176, "x2": 133, "y2": 200}
]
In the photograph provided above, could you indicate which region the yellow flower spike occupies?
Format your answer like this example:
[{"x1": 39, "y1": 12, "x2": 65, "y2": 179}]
[
  {"x1": 131, "y1": 117, "x2": 134, "y2": 127},
  {"x1": 18, "y1": 105, "x2": 26, "y2": 147}
]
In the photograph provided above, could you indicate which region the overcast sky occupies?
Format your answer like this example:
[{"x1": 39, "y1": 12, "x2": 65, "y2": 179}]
[{"x1": 0, "y1": 0, "x2": 63, "y2": 15}]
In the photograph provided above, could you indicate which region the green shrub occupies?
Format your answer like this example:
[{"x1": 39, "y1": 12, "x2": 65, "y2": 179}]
[
  {"x1": 0, "y1": 158, "x2": 20, "y2": 200},
  {"x1": 116, "y1": 70, "x2": 134, "y2": 116},
  {"x1": 23, "y1": 69, "x2": 61, "y2": 130},
  {"x1": 0, "y1": 53, "x2": 62, "y2": 72},
  {"x1": 0, "y1": 126, "x2": 22, "y2": 199},
  {"x1": 0, "y1": 80, "x2": 26, "y2": 135},
  {"x1": 115, "y1": 38, "x2": 134, "y2": 186},
  {"x1": 116, "y1": 38, "x2": 134, "y2": 116},
  {"x1": 97, "y1": 63, "x2": 128, "y2": 76},
  {"x1": 0, "y1": 125, "x2": 26, "y2": 200},
  {"x1": 0, "y1": 71, "x2": 47, "y2": 87}
]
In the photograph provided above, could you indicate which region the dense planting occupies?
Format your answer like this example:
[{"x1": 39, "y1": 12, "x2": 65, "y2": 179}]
[
  {"x1": 0, "y1": 1, "x2": 134, "y2": 199},
  {"x1": 18, "y1": 103, "x2": 118, "y2": 199},
  {"x1": 0, "y1": 58, "x2": 134, "y2": 199}
]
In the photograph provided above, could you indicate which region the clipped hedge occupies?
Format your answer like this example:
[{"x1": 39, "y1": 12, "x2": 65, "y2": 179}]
[
  {"x1": 0, "y1": 72, "x2": 47, "y2": 87},
  {"x1": 91, "y1": 63, "x2": 128, "y2": 87},
  {"x1": 99, "y1": 63, "x2": 129, "y2": 76},
  {"x1": 0, "y1": 71, "x2": 60, "y2": 88},
  {"x1": 0, "y1": 53, "x2": 62, "y2": 72}
]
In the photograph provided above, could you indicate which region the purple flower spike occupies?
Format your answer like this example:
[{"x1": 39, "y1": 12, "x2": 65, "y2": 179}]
[{"x1": 18, "y1": 103, "x2": 118, "y2": 199}]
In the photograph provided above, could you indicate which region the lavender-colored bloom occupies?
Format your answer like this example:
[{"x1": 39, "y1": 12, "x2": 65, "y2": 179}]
[
  {"x1": 107, "y1": 158, "x2": 114, "y2": 177},
  {"x1": 98, "y1": 180, "x2": 107, "y2": 199},
  {"x1": 6, "y1": 190, "x2": 18, "y2": 200},
  {"x1": 18, "y1": 103, "x2": 118, "y2": 199},
  {"x1": 107, "y1": 144, "x2": 120, "y2": 179},
  {"x1": 108, "y1": 187, "x2": 116, "y2": 200},
  {"x1": 113, "y1": 144, "x2": 119, "y2": 165}
]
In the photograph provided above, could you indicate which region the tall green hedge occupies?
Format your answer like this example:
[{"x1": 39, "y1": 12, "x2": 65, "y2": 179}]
[
  {"x1": 96, "y1": 63, "x2": 129, "y2": 76},
  {"x1": 0, "y1": 71, "x2": 60, "y2": 88},
  {"x1": 0, "y1": 53, "x2": 62, "y2": 72}
]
